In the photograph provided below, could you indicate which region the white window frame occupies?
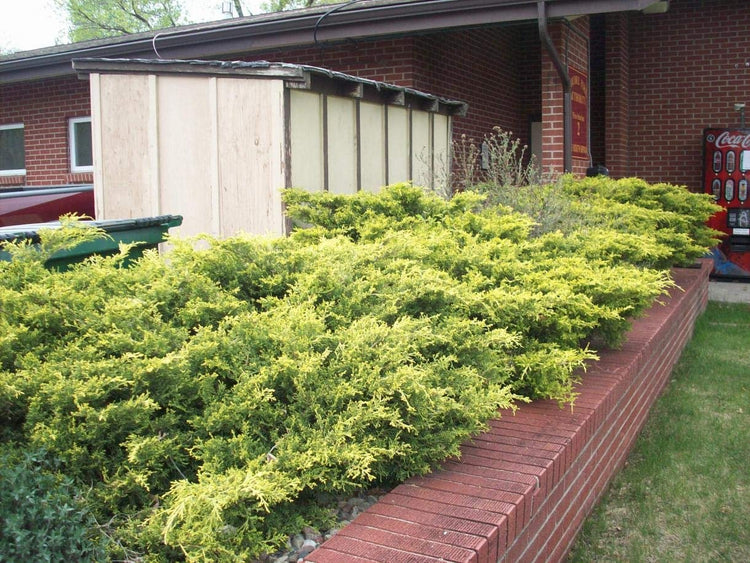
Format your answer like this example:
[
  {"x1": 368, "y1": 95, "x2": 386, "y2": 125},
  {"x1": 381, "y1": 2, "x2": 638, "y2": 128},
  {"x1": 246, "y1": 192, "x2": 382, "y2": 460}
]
[
  {"x1": 69, "y1": 116, "x2": 93, "y2": 173},
  {"x1": 0, "y1": 123, "x2": 26, "y2": 176}
]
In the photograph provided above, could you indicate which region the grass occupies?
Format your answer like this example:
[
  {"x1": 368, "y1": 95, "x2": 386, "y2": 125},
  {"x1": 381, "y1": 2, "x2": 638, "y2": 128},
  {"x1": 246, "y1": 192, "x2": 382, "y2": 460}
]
[{"x1": 568, "y1": 301, "x2": 750, "y2": 563}]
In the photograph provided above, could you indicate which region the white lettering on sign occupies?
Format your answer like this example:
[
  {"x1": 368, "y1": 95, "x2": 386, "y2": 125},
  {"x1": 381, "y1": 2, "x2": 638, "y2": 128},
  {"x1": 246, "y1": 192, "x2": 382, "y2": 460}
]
[{"x1": 715, "y1": 131, "x2": 750, "y2": 149}]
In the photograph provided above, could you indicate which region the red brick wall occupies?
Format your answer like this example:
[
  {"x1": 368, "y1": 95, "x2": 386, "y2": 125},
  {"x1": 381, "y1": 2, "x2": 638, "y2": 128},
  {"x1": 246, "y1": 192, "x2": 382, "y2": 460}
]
[
  {"x1": 249, "y1": 27, "x2": 532, "y2": 148},
  {"x1": 244, "y1": 37, "x2": 420, "y2": 87},
  {"x1": 412, "y1": 27, "x2": 528, "y2": 148},
  {"x1": 0, "y1": 76, "x2": 93, "y2": 187},
  {"x1": 604, "y1": 13, "x2": 630, "y2": 179},
  {"x1": 626, "y1": 0, "x2": 750, "y2": 191},
  {"x1": 506, "y1": 264, "x2": 709, "y2": 562}
]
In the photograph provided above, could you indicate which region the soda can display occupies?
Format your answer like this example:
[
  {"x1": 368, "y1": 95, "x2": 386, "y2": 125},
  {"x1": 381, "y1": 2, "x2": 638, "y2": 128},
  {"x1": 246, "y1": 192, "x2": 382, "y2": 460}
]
[
  {"x1": 725, "y1": 178, "x2": 735, "y2": 202},
  {"x1": 712, "y1": 178, "x2": 722, "y2": 200},
  {"x1": 739, "y1": 178, "x2": 748, "y2": 202},
  {"x1": 713, "y1": 150, "x2": 723, "y2": 173},
  {"x1": 727, "y1": 150, "x2": 736, "y2": 173}
]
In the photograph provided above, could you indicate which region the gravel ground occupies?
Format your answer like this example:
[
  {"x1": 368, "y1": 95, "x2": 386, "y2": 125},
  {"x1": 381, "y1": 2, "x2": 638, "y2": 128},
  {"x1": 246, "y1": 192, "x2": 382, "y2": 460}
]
[{"x1": 257, "y1": 491, "x2": 386, "y2": 563}]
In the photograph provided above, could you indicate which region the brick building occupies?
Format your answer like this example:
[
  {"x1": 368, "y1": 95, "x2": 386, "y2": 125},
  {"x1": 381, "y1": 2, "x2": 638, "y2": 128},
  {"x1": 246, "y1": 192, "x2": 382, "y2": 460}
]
[{"x1": 1, "y1": 0, "x2": 748, "y2": 197}]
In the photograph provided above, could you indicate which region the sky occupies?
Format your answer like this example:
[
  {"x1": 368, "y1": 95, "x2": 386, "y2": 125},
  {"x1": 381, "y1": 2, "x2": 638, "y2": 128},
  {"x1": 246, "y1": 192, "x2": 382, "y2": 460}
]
[{"x1": 0, "y1": 0, "x2": 267, "y2": 53}]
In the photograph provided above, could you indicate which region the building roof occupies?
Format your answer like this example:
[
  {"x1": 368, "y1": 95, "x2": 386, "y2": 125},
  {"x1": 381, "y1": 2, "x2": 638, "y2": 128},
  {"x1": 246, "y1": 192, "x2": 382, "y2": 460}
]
[{"x1": 0, "y1": 0, "x2": 667, "y2": 84}]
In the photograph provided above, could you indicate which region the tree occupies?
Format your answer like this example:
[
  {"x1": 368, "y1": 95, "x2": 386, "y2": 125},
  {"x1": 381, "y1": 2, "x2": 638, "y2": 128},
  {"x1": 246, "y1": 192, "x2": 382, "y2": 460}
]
[
  {"x1": 232, "y1": 0, "x2": 246, "y2": 17},
  {"x1": 56, "y1": 0, "x2": 343, "y2": 45},
  {"x1": 261, "y1": 0, "x2": 341, "y2": 12},
  {"x1": 56, "y1": 0, "x2": 185, "y2": 42}
]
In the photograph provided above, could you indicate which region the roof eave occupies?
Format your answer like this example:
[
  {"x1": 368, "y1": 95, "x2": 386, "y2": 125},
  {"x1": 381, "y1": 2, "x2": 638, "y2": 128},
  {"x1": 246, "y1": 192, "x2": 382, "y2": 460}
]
[{"x1": 0, "y1": 0, "x2": 667, "y2": 84}]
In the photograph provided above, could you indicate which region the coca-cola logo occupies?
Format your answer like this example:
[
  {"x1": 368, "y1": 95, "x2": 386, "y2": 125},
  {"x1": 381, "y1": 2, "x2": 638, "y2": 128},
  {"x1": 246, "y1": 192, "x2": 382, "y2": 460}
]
[{"x1": 714, "y1": 131, "x2": 750, "y2": 149}]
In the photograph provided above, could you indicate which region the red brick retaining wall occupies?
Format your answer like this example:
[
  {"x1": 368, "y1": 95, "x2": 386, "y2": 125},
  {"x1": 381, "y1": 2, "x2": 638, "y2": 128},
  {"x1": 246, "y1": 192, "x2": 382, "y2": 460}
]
[{"x1": 305, "y1": 259, "x2": 711, "y2": 563}]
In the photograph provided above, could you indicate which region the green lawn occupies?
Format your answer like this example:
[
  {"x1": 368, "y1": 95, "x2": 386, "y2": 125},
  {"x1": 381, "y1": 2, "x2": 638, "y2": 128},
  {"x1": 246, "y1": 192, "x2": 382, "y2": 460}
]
[{"x1": 568, "y1": 301, "x2": 750, "y2": 563}]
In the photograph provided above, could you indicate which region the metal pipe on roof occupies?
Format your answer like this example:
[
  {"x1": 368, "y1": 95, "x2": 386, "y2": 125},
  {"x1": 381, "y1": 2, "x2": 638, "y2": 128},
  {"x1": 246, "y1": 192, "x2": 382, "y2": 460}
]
[{"x1": 537, "y1": 0, "x2": 572, "y2": 173}]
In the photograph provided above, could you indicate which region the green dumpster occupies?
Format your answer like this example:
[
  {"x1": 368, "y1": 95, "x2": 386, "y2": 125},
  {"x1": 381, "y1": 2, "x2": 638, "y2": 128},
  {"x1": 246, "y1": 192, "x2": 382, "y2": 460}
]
[{"x1": 0, "y1": 215, "x2": 182, "y2": 270}]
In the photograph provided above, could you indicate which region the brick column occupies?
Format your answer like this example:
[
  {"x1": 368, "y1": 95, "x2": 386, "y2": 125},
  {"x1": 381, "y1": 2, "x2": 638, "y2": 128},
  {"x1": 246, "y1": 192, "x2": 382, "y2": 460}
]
[
  {"x1": 540, "y1": 17, "x2": 590, "y2": 177},
  {"x1": 605, "y1": 13, "x2": 630, "y2": 178}
]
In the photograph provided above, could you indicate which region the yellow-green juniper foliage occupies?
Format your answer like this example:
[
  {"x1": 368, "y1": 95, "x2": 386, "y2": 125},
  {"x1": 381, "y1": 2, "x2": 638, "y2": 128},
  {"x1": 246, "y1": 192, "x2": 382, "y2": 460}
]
[{"x1": 0, "y1": 179, "x2": 720, "y2": 561}]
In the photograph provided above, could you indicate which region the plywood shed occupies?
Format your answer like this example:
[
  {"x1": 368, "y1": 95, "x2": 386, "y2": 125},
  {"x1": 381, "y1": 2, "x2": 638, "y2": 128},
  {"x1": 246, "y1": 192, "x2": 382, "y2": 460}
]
[{"x1": 73, "y1": 58, "x2": 468, "y2": 238}]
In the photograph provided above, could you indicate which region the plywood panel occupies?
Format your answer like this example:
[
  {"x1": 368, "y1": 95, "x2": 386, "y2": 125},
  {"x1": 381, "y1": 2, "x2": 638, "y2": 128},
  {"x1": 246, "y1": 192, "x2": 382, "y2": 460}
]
[
  {"x1": 97, "y1": 74, "x2": 154, "y2": 219},
  {"x1": 217, "y1": 78, "x2": 287, "y2": 236},
  {"x1": 387, "y1": 106, "x2": 409, "y2": 184},
  {"x1": 89, "y1": 73, "x2": 104, "y2": 219},
  {"x1": 156, "y1": 75, "x2": 214, "y2": 237},
  {"x1": 327, "y1": 96, "x2": 357, "y2": 195},
  {"x1": 433, "y1": 113, "x2": 450, "y2": 192},
  {"x1": 290, "y1": 90, "x2": 324, "y2": 192},
  {"x1": 360, "y1": 101, "x2": 386, "y2": 192},
  {"x1": 411, "y1": 111, "x2": 431, "y2": 189}
]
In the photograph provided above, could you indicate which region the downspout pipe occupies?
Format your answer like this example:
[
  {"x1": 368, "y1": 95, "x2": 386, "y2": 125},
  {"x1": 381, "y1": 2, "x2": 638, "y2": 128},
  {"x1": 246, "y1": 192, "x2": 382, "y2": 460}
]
[{"x1": 537, "y1": 0, "x2": 572, "y2": 173}]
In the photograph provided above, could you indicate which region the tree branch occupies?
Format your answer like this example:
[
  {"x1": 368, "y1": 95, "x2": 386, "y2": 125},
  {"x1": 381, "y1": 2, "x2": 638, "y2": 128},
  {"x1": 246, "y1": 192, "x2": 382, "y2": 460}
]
[
  {"x1": 128, "y1": 0, "x2": 154, "y2": 29},
  {"x1": 71, "y1": 5, "x2": 132, "y2": 35}
]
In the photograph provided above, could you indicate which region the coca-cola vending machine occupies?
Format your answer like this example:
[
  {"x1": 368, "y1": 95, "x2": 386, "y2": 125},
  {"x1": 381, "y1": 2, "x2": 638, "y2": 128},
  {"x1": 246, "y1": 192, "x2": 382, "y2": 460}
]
[{"x1": 703, "y1": 128, "x2": 750, "y2": 278}]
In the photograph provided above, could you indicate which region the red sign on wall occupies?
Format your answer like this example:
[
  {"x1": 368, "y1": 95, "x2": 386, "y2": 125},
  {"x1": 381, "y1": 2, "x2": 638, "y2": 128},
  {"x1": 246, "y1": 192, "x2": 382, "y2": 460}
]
[{"x1": 570, "y1": 66, "x2": 588, "y2": 159}]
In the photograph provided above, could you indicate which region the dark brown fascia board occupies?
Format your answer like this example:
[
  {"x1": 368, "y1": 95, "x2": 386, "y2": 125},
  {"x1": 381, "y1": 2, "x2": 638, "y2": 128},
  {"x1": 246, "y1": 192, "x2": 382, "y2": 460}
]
[{"x1": 1, "y1": 0, "x2": 664, "y2": 84}]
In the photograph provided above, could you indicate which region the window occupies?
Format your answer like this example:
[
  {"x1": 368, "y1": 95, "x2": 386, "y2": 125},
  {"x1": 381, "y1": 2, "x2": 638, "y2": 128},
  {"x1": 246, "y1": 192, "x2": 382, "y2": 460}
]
[
  {"x1": 0, "y1": 123, "x2": 25, "y2": 176},
  {"x1": 69, "y1": 117, "x2": 93, "y2": 172}
]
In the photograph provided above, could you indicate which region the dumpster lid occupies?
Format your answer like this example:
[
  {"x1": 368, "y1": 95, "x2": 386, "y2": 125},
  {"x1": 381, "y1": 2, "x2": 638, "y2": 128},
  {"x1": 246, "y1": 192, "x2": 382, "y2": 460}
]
[{"x1": 0, "y1": 215, "x2": 183, "y2": 244}]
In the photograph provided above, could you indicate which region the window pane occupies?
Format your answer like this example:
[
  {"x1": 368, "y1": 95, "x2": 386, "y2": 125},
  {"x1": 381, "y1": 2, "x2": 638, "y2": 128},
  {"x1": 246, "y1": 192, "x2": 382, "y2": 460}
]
[
  {"x1": 0, "y1": 126, "x2": 25, "y2": 172},
  {"x1": 73, "y1": 120, "x2": 93, "y2": 168}
]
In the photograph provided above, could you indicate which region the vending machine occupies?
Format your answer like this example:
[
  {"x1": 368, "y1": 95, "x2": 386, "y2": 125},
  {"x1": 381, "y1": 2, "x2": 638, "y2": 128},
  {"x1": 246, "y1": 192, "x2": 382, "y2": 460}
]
[{"x1": 703, "y1": 128, "x2": 750, "y2": 278}]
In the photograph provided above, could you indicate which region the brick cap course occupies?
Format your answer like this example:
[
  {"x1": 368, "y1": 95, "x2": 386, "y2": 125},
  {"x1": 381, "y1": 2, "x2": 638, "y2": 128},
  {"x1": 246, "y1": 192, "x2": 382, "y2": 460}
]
[{"x1": 305, "y1": 259, "x2": 711, "y2": 563}]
